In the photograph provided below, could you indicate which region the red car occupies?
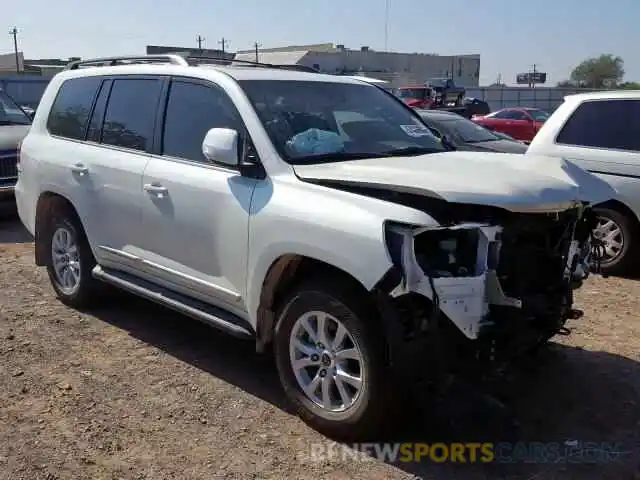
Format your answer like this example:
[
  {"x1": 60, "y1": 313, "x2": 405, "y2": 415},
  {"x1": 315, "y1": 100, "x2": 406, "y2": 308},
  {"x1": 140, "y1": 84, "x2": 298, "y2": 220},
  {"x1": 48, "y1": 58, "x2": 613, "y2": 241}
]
[{"x1": 471, "y1": 107, "x2": 550, "y2": 143}]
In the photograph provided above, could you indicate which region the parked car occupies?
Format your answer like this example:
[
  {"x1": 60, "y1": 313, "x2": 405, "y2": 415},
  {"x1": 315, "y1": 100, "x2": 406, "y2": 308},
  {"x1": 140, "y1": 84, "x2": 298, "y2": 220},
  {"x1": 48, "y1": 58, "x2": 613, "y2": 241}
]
[
  {"x1": 397, "y1": 85, "x2": 435, "y2": 109},
  {"x1": 0, "y1": 89, "x2": 31, "y2": 211},
  {"x1": 415, "y1": 109, "x2": 528, "y2": 153},
  {"x1": 16, "y1": 54, "x2": 614, "y2": 441},
  {"x1": 472, "y1": 108, "x2": 550, "y2": 143},
  {"x1": 462, "y1": 97, "x2": 491, "y2": 117},
  {"x1": 527, "y1": 90, "x2": 640, "y2": 275},
  {"x1": 424, "y1": 78, "x2": 466, "y2": 107},
  {"x1": 0, "y1": 75, "x2": 51, "y2": 112}
]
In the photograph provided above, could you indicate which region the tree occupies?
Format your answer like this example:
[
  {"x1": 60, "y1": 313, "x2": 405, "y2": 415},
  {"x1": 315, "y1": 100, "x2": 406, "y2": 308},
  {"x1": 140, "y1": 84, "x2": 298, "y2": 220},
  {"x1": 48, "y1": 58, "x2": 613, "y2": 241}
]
[
  {"x1": 619, "y1": 81, "x2": 640, "y2": 90},
  {"x1": 569, "y1": 54, "x2": 625, "y2": 88}
]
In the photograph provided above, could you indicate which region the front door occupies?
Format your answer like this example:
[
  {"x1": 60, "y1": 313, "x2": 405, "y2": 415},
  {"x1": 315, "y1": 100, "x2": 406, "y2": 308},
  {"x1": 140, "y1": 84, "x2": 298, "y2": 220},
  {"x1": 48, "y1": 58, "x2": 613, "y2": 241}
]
[{"x1": 136, "y1": 78, "x2": 257, "y2": 315}]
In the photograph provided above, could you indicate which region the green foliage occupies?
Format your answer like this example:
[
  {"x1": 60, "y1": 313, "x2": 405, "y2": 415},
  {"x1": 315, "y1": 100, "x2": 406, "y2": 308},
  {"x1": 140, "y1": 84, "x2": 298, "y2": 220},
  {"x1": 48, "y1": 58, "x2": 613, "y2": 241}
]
[{"x1": 569, "y1": 54, "x2": 625, "y2": 88}]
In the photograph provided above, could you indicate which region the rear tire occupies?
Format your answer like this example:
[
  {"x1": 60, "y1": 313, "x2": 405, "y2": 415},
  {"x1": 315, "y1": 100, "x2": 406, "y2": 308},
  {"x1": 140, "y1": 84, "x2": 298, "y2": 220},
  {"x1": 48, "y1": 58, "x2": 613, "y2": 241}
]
[
  {"x1": 273, "y1": 278, "x2": 390, "y2": 441},
  {"x1": 44, "y1": 210, "x2": 103, "y2": 309},
  {"x1": 593, "y1": 207, "x2": 638, "y2": 276}
]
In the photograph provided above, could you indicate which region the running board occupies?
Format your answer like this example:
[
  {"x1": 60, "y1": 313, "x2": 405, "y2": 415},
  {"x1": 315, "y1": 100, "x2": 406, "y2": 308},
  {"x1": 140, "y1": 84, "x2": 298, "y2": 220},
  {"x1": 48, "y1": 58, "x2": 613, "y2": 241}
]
[{"x1": 92, "y1": 265, "x2": 253, "y2": 339}]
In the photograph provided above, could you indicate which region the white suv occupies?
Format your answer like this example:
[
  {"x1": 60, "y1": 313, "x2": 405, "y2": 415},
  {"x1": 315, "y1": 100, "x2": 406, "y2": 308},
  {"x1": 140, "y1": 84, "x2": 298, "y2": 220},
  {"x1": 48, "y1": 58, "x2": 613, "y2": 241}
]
[
  {"x1": 527, "y1": 90, "x2": 640, "y2": 276},
  {"x1": 15, "y1": 55, "x2": 614, "y2": 440}
]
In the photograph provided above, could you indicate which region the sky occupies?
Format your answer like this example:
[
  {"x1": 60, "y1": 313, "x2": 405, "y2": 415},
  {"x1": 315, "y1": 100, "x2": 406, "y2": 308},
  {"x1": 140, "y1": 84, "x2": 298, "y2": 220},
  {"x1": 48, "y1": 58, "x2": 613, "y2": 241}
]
[{"x1": 3, "y1": 0, "x2": 639, "y2": 86}]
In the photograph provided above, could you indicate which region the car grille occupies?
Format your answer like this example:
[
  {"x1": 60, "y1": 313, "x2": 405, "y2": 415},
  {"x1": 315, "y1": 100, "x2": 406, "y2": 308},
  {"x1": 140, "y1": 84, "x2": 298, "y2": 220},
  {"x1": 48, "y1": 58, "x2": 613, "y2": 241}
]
[{"x1": 0, "y1": 149, "x2": 18, "y2": 180}]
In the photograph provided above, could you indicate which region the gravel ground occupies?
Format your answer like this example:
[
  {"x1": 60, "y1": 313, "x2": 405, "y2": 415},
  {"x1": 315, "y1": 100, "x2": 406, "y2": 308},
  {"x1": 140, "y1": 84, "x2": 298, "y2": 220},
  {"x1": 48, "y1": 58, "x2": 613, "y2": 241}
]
[{"x1": 1, "y1": 214, "x2": 639, "y2": 480}]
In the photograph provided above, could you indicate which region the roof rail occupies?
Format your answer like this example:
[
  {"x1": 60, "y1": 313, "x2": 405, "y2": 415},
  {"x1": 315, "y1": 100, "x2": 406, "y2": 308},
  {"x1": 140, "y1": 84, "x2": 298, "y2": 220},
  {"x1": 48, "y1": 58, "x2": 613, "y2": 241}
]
[
  {"x1": 65, "y1": 54, "x2": 189, "y2": 70},
  {"x1": 186, "y1": 55, "x2": 319, "y2": 73}
]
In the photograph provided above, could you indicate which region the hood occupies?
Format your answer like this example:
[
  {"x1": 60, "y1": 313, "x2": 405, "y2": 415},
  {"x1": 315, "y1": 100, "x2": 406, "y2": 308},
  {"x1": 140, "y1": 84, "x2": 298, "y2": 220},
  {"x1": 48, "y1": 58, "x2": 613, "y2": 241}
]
[
  {"x1": 292, "y1": 152, "x2": 616, "y2": 213},
  {"x1": 458, "y1": 139, "x2": 528, "y2": 154},
  {"x1": 0, "y1": 124, "x2": 29, "y2": 150}
]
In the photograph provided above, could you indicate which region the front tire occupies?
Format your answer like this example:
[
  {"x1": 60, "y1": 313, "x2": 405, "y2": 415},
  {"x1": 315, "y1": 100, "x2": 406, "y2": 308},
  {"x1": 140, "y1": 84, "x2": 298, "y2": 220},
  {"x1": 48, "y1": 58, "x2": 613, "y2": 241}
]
[
  {"x1": 273, "y1": 279, "x2": 390, "y2": 441},
  {"x1": 45, "y1": 213, "x2": 102, "y2": 309},
  {"x1": 593, "y1": 207, "x2": 638, "y2": 276}
]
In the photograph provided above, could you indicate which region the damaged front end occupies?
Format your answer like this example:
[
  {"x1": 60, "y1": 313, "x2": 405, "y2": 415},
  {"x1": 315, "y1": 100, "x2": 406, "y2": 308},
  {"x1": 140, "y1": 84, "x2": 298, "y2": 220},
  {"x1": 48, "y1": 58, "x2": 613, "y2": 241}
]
[{"x1": 376, "y1": 200, "x2": 601, "y2": 383}]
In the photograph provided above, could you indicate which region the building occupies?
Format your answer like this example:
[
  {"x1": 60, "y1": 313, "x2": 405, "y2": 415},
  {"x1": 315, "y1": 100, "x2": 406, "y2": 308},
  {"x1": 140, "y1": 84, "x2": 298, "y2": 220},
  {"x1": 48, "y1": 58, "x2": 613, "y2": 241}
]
[
  {"x1": 235, "y1": 43, "x2": 481, "y2": 88},
  {"x1": 0, "y1": 51, "x2": 24, "y2": 74}
]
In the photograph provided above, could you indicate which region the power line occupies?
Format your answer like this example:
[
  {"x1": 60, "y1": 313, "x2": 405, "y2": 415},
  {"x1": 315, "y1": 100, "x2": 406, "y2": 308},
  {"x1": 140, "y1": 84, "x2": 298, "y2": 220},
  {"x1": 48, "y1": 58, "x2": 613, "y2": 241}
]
[
  {"x1": 253, "y1": 41, "x2": 262, "y2": 63},
  {"x1": 9, "y1": 26, "x2": 20, "y2": 73},
  {"x1": 218, "y1": 37, "x2": 229, "y2": 53},
  {"x1": 196, "y1": 34, "x2": 205, "y2": 50}
]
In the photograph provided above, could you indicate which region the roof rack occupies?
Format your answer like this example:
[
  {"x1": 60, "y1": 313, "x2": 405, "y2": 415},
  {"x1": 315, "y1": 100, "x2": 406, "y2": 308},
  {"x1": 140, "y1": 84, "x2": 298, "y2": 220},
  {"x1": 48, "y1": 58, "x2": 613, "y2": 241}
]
[
  {"x1": 63, "y1": 53, "x2": 321, "y2": 73},
  {"x1": 185, "y1": 55, "x2": 319, "y2": 73},
  {"x1": 65, "y1": 54, "x2": 189, "y2": 70}
]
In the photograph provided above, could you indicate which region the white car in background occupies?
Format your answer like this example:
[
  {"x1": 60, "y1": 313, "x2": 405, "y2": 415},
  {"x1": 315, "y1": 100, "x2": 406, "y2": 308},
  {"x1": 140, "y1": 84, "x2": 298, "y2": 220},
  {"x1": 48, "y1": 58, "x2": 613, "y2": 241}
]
[{"x1": 527, "y1": 90, "x2": 640, "y2": 275}]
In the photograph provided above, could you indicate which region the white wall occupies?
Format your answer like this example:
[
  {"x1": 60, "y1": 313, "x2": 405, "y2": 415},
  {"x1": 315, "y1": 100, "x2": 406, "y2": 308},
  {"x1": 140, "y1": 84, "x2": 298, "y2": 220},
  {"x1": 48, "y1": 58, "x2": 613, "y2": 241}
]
[
  {"x1": 0, "y1": 51, "x2": 24, "y2": 74},
  {"x1": 465, "y1": 87, "x2": 607, "y2": 112}
]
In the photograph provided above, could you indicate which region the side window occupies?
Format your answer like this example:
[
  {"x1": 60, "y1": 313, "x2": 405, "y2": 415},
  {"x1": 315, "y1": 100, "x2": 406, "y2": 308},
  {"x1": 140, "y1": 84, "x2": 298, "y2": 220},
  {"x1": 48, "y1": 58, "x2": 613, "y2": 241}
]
[
  {"x1": 47, "y1": 77, "x2": 102, "y2": 140},
  {"x1": 86, "y1": 80, "x2": 112, "y2": 143},
  {"x1": 556, "y1": 100, "x2": 640, "y2": 152},
  {"x1": 101, "y1": 78, "x2": 163, "y2": 152},
  {"x1": 493, "y1": 110, "x2": 525, "y2": 120},
  {"x1": 162, "y1": 80, "x2": 243, "y2": 163}
]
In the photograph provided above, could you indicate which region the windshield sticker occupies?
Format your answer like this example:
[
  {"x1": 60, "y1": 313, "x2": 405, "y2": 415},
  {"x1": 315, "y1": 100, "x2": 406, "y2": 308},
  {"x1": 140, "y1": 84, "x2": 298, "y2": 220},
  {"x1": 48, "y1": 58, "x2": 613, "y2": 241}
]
[{"x1": 400, "y1": 124, "x2": 433, "y2": 137}]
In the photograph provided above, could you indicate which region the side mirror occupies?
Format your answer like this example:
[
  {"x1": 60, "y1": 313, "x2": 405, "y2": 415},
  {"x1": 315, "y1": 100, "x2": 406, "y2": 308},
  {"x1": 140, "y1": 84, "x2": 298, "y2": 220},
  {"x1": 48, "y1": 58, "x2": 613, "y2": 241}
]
[
  {"x1": 202, "y1": 128, "x2": 239, "y2": 166},
  {"x1": 441, "y1": 134, "x2": 457, "y2": 151}
]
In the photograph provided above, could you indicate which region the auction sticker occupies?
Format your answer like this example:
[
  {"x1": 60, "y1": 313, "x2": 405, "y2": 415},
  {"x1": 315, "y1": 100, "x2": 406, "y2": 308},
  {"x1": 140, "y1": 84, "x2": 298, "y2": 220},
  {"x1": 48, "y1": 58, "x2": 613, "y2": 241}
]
[{"x1": 400, "y1": 124, "x2": 433, "y2": 137}]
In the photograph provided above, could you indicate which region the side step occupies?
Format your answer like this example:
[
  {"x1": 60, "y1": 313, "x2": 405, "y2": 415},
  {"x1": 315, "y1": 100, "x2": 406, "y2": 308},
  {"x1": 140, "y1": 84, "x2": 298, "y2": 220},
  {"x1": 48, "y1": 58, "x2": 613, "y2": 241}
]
[{"x1": 92, "y1": 265, "x2": 254, "y2": 339}]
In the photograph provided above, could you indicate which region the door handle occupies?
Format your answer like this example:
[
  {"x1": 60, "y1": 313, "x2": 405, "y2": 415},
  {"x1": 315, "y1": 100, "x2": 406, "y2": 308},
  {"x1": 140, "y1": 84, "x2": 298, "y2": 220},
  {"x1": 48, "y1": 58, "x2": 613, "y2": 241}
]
[
  {"x1": 144, "y1": 183, "x2": 168, "y2": 196},
  {"x1": 70, "y1": 163, "x2": 89, "y2": 175}
]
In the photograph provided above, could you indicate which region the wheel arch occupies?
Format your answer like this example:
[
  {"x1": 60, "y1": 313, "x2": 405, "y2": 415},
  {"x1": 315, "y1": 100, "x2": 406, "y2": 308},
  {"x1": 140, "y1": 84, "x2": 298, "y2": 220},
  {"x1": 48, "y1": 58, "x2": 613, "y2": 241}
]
[
  {"x1": 34, "y1": 191, "x2": 86, "y2": 266},
  {"x1": 254, "y1": 254, "x2": 378, "y2": 353},
  {"x1": 594, "y1": 198, "x2": 640, "y2": 229}
]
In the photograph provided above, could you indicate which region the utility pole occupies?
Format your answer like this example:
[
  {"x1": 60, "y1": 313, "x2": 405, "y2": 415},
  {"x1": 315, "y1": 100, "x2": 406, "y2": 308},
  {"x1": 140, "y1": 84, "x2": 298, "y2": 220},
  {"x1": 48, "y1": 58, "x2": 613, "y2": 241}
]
[
  {"x1": 384, "y1": 0, "x2": 390, "y2": 51},
  {"x1": 531, "y1": 63, "x2": 538, "y2": 89},
  {"x1": 9, "y1": 26, "x2": 20, "y2": 73},
  {"x1": 196, "y1": 34, "x2": 205, "y2": 50},
  {"x1": 218, "y1": 37, "x2": 229, "y2": 53},
  {"x1": 253, "y1": 41, "x2": 261, "y2": 63}
]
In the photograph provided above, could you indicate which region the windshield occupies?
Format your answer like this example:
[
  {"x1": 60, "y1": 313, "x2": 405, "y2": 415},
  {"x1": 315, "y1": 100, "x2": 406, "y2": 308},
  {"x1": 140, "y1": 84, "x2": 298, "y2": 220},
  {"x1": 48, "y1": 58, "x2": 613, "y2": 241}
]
[
  {"x1": 526, "y1": 109, "x2": 550, "y2": 122},
  {"x1": 0, "y1": 90, "x2": 31, "y2": 126},
  {"x1": 239, "y1": 80, "x2": 445, "y2": 164},
  {"x1": 435, "y1": 116, "x2": 499, "y2": 143},
  {"x1": 397, "y1": 88, "x2": 429, "y2": 100}
]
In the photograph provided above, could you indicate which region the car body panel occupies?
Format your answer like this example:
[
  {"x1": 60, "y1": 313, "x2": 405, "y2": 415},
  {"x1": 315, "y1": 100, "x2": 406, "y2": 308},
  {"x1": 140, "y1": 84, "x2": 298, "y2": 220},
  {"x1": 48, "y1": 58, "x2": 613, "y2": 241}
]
[
  {"x1": 292, "y1": 152, "x2": 615, "y2": 212},
  {"x1": 527, "y1": 92, "x2": 640, "y2": 222}
]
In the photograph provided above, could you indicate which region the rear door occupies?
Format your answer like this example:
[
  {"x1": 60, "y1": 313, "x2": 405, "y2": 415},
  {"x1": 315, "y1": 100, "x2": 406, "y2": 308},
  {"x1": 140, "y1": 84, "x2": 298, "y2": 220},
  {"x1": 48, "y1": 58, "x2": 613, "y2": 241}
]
[
  {"x1": 489, "y1": 110, "x2": 533, "y2": 141},
  {"x1": 48, "y1": 75, "x2": 166, "y2": 267}
]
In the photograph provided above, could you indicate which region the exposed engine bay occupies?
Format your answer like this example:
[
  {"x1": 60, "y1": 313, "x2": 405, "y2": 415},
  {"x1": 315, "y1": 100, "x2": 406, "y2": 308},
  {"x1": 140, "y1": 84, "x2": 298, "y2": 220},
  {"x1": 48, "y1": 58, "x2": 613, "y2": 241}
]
[
  {"x1": 310, "y1": 185, "x2": 601, "y2": 380},
  {"x1": 379, "y1": 194, "x2": 600, "y2": 377}
]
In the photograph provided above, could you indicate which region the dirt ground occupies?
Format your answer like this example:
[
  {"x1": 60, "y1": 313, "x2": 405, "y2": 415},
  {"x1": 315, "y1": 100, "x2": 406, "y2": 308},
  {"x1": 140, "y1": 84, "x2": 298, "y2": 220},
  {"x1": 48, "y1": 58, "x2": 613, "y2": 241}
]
[{"x1": 1, "y1": 214, "x2": 639, "y2": 480}]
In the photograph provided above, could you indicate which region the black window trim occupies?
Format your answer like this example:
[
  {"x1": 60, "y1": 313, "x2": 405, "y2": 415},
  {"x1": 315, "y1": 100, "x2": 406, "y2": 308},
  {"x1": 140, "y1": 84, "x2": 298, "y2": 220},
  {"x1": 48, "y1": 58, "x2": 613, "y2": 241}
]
[
  {"x1": 97, "y1": 74, "x2": 169, "y2": 155},
  {"x1": 152, "y1": 75, "x2": 258, "y2": 171},
  {"x1": 85, "y1": 79, "x2": 114, "y2": 144},
  {"x1": 553, "y1": 98, "x2": 640, "y2": 153}
]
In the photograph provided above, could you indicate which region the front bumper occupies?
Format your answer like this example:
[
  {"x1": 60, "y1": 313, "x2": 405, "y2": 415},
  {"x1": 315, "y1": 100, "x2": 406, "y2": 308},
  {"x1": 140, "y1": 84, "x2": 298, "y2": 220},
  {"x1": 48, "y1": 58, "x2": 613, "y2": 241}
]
[{"x1": 375, "y1": 217, "x2": 592, "y2": 381}]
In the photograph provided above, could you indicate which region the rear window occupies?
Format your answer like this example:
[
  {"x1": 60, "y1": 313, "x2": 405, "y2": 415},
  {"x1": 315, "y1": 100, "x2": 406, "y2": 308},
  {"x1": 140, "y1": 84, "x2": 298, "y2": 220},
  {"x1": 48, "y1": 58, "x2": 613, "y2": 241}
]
[
  {"x1": 47, "y1": 77, "x2": 102, "y2": 140},
  {"x1": 556, "y1": 99, "x2": 640, "y2": 152}
]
